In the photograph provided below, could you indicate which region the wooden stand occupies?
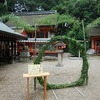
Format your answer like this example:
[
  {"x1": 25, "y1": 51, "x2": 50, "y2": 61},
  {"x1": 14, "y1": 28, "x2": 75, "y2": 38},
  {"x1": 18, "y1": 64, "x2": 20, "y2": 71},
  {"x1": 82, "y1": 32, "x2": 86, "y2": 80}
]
[{"x1": 23, "y1": 72, "x2": 50, "y2": 100}]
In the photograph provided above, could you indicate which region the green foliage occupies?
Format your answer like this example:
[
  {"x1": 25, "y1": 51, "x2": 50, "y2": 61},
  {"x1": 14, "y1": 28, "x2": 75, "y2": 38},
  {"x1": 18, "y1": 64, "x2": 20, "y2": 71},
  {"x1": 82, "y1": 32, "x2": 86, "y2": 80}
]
[
  {"x1": 0, "y1": 3, "x2": 8, "y2": 16},
  {"x1": 53, "y1": 0, "x2": 100, "y2": 24},
  {"x1": 33, "y1": 35, "x2": 89, "y2": 89},
  {"x1": 0, "y1": 14, "x2": 10, "y2": 23},
  {"x1": 32, "y1": 13, "x2": 89, "y2": 56},
  {"x1": 33, "y1": 13, "x2": 75, "y2": 27},
  {"x1": 0, "y1": 14, "x2": 35, "y2": 32},
  {"x1": 66, "y1": 19, "x2": 89, "y2": 56},
  {"x1": 7, "y1": 0, "x2": 16, "y2": 11},
  {"x1": 7, "y1": 0, "x2": 58, "y2": 11},
  {"x1": 34, "y1": 14, "x2": 57, "y2": 25},
  {"x1": 86, "y1": 17, "x2": 100, "y2": 31},
  {"x1": 0, "y1": 10, "x2": 90, "y2": 89},
  {"x1": 67, "y1": 20, "x2": 82, "y2": 39},
  {"x1": 1, "y1": 0, "x2": 100, "y2": 24},
  {"x1": 0, "y1": 13, "x2": 89, "y2": 56}
]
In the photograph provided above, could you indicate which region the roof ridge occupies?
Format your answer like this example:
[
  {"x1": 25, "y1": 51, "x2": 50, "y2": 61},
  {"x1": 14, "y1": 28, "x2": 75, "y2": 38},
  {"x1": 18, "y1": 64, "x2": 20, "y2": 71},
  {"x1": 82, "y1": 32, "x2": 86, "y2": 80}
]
[{"x1": 13, "y1": 10, "x2": 57, "y2": 16}]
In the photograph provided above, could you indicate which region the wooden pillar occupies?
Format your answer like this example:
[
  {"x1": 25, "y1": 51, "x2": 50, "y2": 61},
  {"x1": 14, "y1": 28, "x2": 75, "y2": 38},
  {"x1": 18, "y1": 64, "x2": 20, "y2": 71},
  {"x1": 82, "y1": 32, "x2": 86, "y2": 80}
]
[
  {"x1": 91, "y1": 39, "x2": 94, "y2": 49},
  {"x1": 94, "y1": 40, "x2": 96, "y2": 51},
  {"x1": 0, "y1": 41, "x2": 3, "y2": 56},
  {"x1": 32, "y1": 33, "x2": 34, "y2": 38},
  {"x1": 7, "y1": 41, "x2": 10, "y2": 56},
  {"x1": 34, "y1": 77, "x2": 36, "y2": 90},
  {"x1": 44, "y1": 29, "x2": 46, "y2": 38},
  {"x1": 44, "y1": 76, "x2": 47, "y2": 100},
  {"x1": 14, "y1": 40, "x2": 16, "y2": 60},
  {"x1": 11, "y1": 40, "x2": 14, "y2": 61},
  {"x1": 27, "y1": 78, "x2": 30, "y2": 100},
  {"x1": 2, "y1": 41, "x2": 5, "y2": 56}
]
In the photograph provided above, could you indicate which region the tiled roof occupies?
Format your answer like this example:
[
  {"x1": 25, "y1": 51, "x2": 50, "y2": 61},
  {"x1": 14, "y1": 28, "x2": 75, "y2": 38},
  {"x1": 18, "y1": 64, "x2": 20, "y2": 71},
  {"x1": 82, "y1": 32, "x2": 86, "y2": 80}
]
[
  {"x1": 13, "y1": 11, "x2": 57, "y2": 16},
  {"x1": 89, "y1": 26, "x2": 100, "y2": 36},
  {"x1": 0, "y1": 22, "x2": 27, "y2": 39},
  {"x1": 6, "y1": 11, "x2": 57, "y2": 27}
]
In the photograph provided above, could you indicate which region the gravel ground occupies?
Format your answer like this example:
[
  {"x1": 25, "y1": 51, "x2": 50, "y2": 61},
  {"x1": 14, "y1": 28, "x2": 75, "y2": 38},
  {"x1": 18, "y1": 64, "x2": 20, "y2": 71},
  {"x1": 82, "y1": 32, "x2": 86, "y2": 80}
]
[{"x1": 0, "y1": 53, "x2": 100, "y2": 100}]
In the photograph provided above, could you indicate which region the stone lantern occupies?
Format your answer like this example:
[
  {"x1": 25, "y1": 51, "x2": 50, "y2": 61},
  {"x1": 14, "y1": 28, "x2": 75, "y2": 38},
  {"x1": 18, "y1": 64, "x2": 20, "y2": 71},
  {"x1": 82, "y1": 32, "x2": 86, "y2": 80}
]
[{"x1": 55, "y1": 41, "x2": 66, "y2": 66}]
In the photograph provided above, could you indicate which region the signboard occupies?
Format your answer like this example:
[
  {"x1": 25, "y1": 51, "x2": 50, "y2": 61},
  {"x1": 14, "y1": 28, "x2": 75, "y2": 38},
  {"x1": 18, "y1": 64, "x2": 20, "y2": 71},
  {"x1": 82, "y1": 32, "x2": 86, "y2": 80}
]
[{"x1": 28, "y1": 64, "x2": 43, "y2": 75}]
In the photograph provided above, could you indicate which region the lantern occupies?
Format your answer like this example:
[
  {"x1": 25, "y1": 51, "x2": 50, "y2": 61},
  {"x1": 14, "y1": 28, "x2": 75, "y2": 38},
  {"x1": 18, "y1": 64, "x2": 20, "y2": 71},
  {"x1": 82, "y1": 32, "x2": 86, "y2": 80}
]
[{"x1": 55, "y1": 41, "x2": 66, "y2": 50}]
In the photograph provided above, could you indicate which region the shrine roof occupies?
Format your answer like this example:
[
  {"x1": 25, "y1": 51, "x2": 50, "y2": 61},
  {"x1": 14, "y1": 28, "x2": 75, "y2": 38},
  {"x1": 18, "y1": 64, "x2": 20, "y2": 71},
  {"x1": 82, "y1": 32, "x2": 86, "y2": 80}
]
[
  {"x1": 13, "y1": 11, "x2": 57, "y2": 16},
  {"x1": 6, "y1": 11, "x2": 57, "y2": 27},
  {"x1": 0, "y1": 22, "x2": 27, "y2": 39},
  {"x1": 88, "y1": 25, "x2": 100, "y2": 37}
]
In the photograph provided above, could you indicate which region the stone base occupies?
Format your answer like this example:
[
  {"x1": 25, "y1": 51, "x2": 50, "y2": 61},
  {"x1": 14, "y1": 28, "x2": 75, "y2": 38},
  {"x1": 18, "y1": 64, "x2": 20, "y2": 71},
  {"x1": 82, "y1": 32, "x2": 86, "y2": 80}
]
[
  {"x1": 19, "y1": 57, "x2": 31, "y2": 62},
  {"x1": 56, "y1": 63, "x2": 63, "y2": 67}
]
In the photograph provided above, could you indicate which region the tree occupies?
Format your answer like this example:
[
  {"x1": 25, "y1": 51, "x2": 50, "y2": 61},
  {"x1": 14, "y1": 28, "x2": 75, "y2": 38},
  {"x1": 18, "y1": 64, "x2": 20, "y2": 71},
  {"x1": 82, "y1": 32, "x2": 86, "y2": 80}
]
[
  {"x1": 31, "y1": 13, "x2": 89, "y2": 55},
  {"x1": 53, "y1": 0, "x2": 100, "y2": 24},
  {"x1": 4, "y1": 0, "x2": 100, "y2": 24},
  {"x1": 0, "y1": 1, "x2": 8, "y2": 16},
  {"x1": 6, "y1": 0, "x2": 58, "y2": 12}
]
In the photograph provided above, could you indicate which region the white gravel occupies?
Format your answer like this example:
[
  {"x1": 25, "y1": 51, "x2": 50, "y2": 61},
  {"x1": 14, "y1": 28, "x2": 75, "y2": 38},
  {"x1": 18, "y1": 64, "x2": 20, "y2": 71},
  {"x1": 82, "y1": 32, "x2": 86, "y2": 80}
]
[{"x1": 0, "y1": 53, "x2": 100, "y2": 100}]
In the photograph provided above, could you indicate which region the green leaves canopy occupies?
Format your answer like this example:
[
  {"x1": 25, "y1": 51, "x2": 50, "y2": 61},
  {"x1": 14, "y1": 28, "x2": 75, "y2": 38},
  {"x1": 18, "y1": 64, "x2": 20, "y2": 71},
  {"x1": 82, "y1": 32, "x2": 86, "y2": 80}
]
[{"x1": 53, "y1": 0, "x2": 100, "y2": 24}]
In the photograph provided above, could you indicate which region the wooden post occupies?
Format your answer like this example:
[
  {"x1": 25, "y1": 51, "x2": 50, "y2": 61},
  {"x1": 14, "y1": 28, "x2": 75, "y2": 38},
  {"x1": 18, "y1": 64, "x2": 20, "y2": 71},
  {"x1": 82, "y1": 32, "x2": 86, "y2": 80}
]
[
  {"x1": 27, "y1": 78, "x2": 30, "y2": 100},
  {"x1": 23, "y1": 72, "x2": 50, "y2": 100},
  {"x1": 79, "y1": 50, "x2": 80, "y2": 58},
  {"x1": 35, "y1": 24, "x2": 37, "y2": 58},
  {"x1": 44, "y1": 76, "x2": 47, "y2": 100},
  {"x1": 11, "y1": 41, "x2": 13, "y2": 62},
  {"x1": 14, "y1": 40, "x2": 16, "y2": 60},
  {"x1": 34, "y1": 77, "x2": 36, "y2": 90},
  {"x1": 82, "y1": 19, "x2": 86, "y2": 50}
]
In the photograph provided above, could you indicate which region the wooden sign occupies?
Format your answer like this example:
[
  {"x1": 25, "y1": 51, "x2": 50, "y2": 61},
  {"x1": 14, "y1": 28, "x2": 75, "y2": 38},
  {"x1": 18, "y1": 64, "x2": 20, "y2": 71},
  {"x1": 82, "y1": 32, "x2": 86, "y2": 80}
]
[{"x1": 28, "y1": 64, "x2": 43, "y2": 75}]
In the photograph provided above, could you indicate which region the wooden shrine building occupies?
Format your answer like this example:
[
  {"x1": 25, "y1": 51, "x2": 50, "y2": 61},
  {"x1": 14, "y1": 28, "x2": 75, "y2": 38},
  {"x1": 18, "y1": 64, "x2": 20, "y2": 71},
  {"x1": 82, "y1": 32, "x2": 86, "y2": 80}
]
[
  {"x1": 0, "y1": 22, "x2": 27, "y2": 64},
  {"x1": 89, "y1": 25, "x2": 100, "y2": 54},
  {"x1": 6, "y1": 11, "x2": 58, "y2": 56}
]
